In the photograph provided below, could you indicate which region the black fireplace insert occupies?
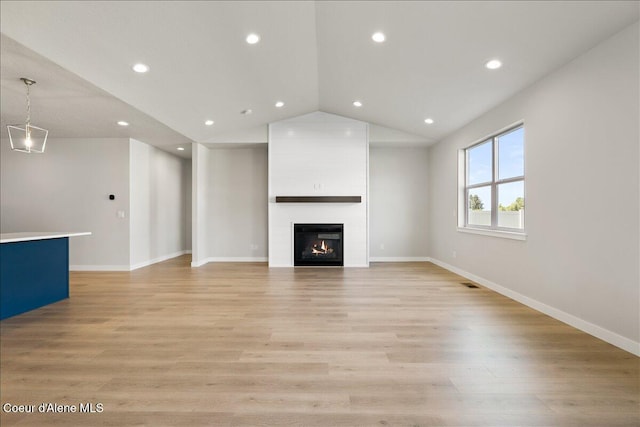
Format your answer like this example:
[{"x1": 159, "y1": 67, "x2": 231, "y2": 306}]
[{"x1": 294, "y1": 224, "x2": 344, "y2": 266}]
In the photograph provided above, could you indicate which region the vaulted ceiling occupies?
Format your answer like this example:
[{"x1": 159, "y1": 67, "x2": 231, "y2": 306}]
[{"x1": 1, "y1": 1, "x2": 638, "y2": 157}]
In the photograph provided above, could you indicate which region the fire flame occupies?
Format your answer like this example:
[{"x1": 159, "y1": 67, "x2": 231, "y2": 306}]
[{"x1": 311, "y1": 240, "x2": 333, "y2": 255}]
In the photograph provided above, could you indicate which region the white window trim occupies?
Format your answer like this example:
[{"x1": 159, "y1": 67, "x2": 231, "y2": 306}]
[
  {"x1": 457, "y1": 226, "x2": 527, "y2": 241},
  {"x1": 457, "y1": 120, "x2": 526, "y2": 240}
]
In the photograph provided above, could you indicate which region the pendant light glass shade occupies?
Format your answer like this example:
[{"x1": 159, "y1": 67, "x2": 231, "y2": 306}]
[{"x1": 6, "y1": 78, "x2": 48, "y2": 153}]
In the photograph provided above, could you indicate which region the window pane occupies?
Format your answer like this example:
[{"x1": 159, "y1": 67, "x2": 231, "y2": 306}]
[
  {"x1": 467, "y1": 141, "x2": 492, "y2": 185},
  {"x1": 498, "y1": 127, "x2": 524, "y2": 180},
  {"x1": 467, "y1": 186, "x2": 492, "y2": 226},
  {"x1": 498, "y1": 181, "x2": 524, "y2": 229}
]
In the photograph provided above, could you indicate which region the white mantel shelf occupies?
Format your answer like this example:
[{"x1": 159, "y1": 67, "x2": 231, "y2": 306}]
[{"x1": 1, "y1": 232, "x2": 92, "y2": 244}]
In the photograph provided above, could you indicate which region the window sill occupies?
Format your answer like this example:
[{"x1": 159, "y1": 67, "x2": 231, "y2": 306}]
[{"x1": 457, "y1": 227, "x2": 527, "y2": 241}]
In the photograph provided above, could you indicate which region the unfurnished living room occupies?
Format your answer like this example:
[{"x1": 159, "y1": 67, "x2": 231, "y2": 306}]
[{"x1": 0, "y1": 1, "x2": 638, "y2": 426}]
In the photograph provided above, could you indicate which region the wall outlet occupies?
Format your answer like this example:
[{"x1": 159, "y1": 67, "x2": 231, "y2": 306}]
[
  {"x1": 452, "y1": 250, "x2": 457, "y2": 258},
  {"x1": 117, "y1": 210, "x2": 126, "y2": 219},
  {"x1": 250, "y1": 244, "x2": 258, "y2": 251},
  {"x1": 380, "y1": 243, "x2": 385, "y2": 250}
]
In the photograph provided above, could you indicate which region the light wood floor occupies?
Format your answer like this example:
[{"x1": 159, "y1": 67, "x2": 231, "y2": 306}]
[{"x1": 1, "y1": 257, "x2": 638, "y2": 426}]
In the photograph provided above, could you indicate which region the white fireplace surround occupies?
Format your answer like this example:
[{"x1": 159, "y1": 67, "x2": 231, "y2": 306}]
[{"x1": 268, "y1": 112, "x2": 368, "y2": 267}]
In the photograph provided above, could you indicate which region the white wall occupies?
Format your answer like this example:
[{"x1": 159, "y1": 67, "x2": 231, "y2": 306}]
[
  {"x1": 0, "y1": 137, "x2": 130, "y2": 268},
  {"x1": 129, "y1": 139, "x2": 188, "y2": 269},
  {"x1": 269, "y1": 112, "x2": 369, "y2": 267},
  {"x1": 205, "y1": 147, "x2": 268, "y2": 260},
  {"x1": 428, "y1": 22, "x2": 639, "y2": 354},
  {"x1": 190, "y1": 144, "x2": 268, "y2": 264},
  {"x1": 190, "y1": 122, "x2": 429, "y2": 267},
  {"x1": 191, "y1": 143, "x2": 210, "y2": 267},
  {"x1": 182, "y1": 160, "x2": 192, "y2": 252},
  {"x1": 369, "y1": 147, "x2": 429, "y2": 261}
]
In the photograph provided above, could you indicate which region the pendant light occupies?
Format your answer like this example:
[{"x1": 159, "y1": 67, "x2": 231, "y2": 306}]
[{"x1": 7, "y1": 78, "x2": 48, "y2": 153}]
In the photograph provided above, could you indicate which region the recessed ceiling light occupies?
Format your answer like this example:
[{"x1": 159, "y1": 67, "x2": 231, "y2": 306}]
[
  {"x1": 246, "y1": 33, "x2": 260, "y2": 44},
  {"x1": 241, "y1": 109, "x2": 253, "y2": 115},
  {"x1": 177, "y1": 147, "x2": 185, "y2": 151},
  {"x1": 424, "y1": 118, "x2": 434, "y2": 124},
  {"x1": 132, "y1": 63, "x2": 149, "y2": 73},
  {"x1": 372, "y1": 32, "x2": 386, "y2": 43},
  {"x1": 205, "y1": 120, "x2": 214, "y2": 126},
  {"x1": 275, "y1": 101, "x2": 284, "y2": 108},
  {"x1": 485, "y1": 59, "x2": 502, "y2": 70},
  {"x1": 353, "y1": 101, "x2": 363, "y2": 107},
  {"x1": 117, "y1": 121, "x2": 129, "y2": 126}
]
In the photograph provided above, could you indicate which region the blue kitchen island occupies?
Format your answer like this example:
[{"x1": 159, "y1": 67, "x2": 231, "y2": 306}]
[{"x1": 0, "y1": 232, "x2": 91, "y2": 320}]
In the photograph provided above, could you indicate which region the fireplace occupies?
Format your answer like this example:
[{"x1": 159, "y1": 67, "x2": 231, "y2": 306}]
[{"x1": 294, "y1": 224, "x2": 344, "y2": 266}]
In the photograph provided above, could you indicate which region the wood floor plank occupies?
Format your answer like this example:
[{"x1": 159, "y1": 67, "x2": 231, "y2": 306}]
[{"x1": 1, "y1": 257, "x2": 638, "y2": 426}]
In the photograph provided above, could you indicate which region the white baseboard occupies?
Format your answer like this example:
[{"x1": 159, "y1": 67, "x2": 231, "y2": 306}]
[
  {"x1": 71, "y1": 250, "x2": 190, "y2": 272},
  {"x1": 191, "y1": 256, "x2": 268, "y2": 267},
  {"x1": 370, "y1": 257, "x2": 430, "y2": 262},
  {"x1": 191, "y1": 259, "x2": 208, "y2": 267},
  {"x1": 429, "y1": 257, "x2": 640, "y2": 356},
  {"x1": 129, "y1": 250, "x2": 190, "y2": 271},
  {"x1": 70, "y1": 265, "x2": 130, "y2": 271},
  {"x1": 208, "y1": 257, "x2": 268, "y2": 262}
]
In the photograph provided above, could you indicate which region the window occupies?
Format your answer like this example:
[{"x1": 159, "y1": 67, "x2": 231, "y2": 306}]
[{"x1": 463, "y1": 124, "x2": 525, "y2": 234}]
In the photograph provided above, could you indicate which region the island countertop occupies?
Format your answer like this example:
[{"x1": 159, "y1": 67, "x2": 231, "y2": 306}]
[{"x1": 0, "y1": 232, "x2": 92, "y2": 244}]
